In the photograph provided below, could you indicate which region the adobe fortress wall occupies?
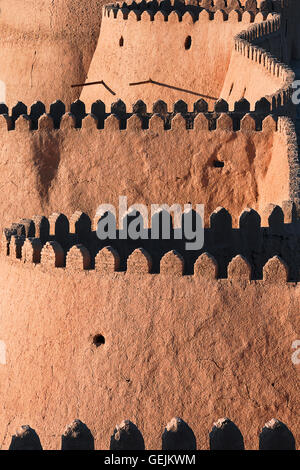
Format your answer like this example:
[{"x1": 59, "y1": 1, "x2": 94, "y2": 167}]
[
  {"x1": 81, "y1": 8, "x2": 277, "y2": 109},
  {"x1": 221, "y1": 11, "x2": 294, "y2": 108},
  {"x1": 81, "y1": 5, "x2": 291, "y2": 111},
  {"x1": 0, "y1": 0, "x2": 297, "y2": 108},
  {"x1": 0, "y1": 0, "x2": 108, "y2": 108},
  {"x1": 0, "y1": 240, "x2": 298, "y2": 449},
  {"x1": 2, "y1": 200, "x2": 300, "y2": 277},
  {"x1": 0, "y1": 0, "x2": 298, "y2": 450},
  {"x1": 0, "y1": 104, "x2": 296, "y2": 229}
]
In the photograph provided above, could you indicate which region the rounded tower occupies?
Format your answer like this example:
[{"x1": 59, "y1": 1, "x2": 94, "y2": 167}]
[
  {"x1": 80, "y1": 1, "x2": 282, "y2": 110},
  {"x1": 0, "y1": 0, "x2": 107, "y2": 107}
]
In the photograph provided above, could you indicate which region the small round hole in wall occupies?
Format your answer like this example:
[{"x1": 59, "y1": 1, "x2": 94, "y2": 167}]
[
  {"x1": 185, "y1": 36, "x2": 192, "y2": 50},
  {"x1": 119, "y1": 36, "x2": 124, "y2": 47},
  {"x1": 93, "y1": 334, "x2": 105, "y2": 347}
]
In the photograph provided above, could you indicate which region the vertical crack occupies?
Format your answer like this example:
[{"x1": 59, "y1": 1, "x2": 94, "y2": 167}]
[{"x1": 31, "y1": 51, "x2": 37, "y2": 88}]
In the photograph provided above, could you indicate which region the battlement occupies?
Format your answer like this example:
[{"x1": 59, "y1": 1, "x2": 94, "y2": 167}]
[
  {"x1": 3, "y1": 203, "x2": 300, "y2": 280},
  {"x1": 0, "y1": 0, "x2": 299, "y2": 453},
  {"x1": 79, "y1": 0, "x2": 294, "y2": 113},
  {"x1": 0, "y1": 98, "x2": 285, "y2": 131},
  {"x1": 104, "y1": 4, "x2": 264, "y2": 21},
  {"x1": 0, "y1": 104, "x2": 295, "y2": 235},
  {"x1": 104, "y1": 0, "x2": 273, "y2": 18},
  {"x1": 5, "y1": 416, "x2": 297, "y2": 450},
  {"x1": 99, "y1": 0, "x2": 296, "y2": 116},
  {"x1": 232, "y1": 12, "x2": 295, "y2": 113}
]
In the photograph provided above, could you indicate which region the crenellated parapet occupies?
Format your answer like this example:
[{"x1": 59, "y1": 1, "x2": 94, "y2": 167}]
[
  {"x1": 104, "y1": 0, "x2": 274, "y2": 18},
  {"x1": 278, "y1": 117, "x2": 300, "y2": 208},
  {"x1": 233, "y1": 11, "x2": 295, "y2": 114},
  {"x1": 0, "y1": 98, "x2": 293, "y2": 235},
  {"x1": 0, "y1": 97, "x2": 282, "y2": 131},
  {"x1": 0, "y1": 0, "x2": 299, "y2": 454},
  {"x1": 5, "y1": 416, "x2": 296, "y2": 450},
  {"x1": 104, "y1": 4, "x2": 261, "y2": 20},
  {"x1": 2, "y1": 203, "x2": 300, "y2": 280},
  {"x1": 80, "y1": 0, "x2": 284, "y2": 109}
]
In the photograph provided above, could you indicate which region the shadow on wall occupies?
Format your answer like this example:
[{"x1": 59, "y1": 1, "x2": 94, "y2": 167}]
[
  {"x1": 5, "y1": 202, "x2": 300, "y2": 280},
  {"x1": 31, "y1": 134, "x2": 61, "y2": 203},
  {"x1": 7, "y1": 417, "x2": 296, "y2": 450}
]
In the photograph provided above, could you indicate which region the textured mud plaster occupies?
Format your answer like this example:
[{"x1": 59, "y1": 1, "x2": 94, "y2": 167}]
[
  {"x1": 0, "y1": 258, "x2": 298, "y2": 449},
  {"x1": 0, "y1": 0, "x2": 108, "y2": 107},
  {"x1": 0, "y1": 122, "x2": 288, "y2": 228}
]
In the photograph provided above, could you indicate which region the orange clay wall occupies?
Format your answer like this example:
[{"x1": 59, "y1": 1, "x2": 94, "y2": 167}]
[
  {"x1": 0, "y1": 0, "x2": 107, "y2": 108},
  {"x1": 0, "y1": 0, "x2": 297, "y2": 110},
  {"x1": 220, "y1": 12, "x2": 295, "y2": 109},
  {"x1": 81, "y1": 9, "x2": 272, "y2": 110},
  {"x1": 221, "y1": 49, "x2": 285, "y2": 108},
  {"x1": 0, "y1": 111, "x2": 293, "y2": 229},
  {"x1": 0, "y1": 1, "x2": 293, "y2": 110},
  {"x1": 0, "y1": 251, "x2": 298, "y2": 449}
]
